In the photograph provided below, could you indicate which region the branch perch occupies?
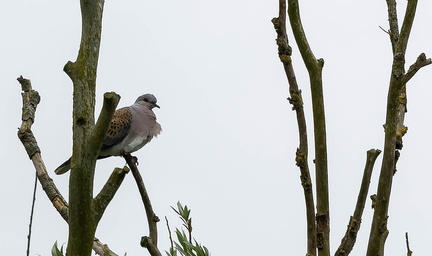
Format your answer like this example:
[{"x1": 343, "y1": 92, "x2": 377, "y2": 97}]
[{"x1": 124, "y1": 154, "x2": 162, "y2": 256}]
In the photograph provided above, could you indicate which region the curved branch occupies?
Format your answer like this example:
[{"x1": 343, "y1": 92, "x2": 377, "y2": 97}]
[
  {"x1": 17, "y1": 77, "x2": 118, "y2": 256},
  {"x1": 288, "y1": 1, "x2": 329, "y2": 255},
  {"x1": 287, "y1": 0, "x2": 321, "y2": 72},
  {"x1": 124, "y1": 154, "x2": 162, "y2": 256}
]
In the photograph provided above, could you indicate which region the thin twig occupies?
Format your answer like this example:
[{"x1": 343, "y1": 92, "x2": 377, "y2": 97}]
[
  {"x1": 26, "y1": 172, "x2": 38, "y2": 256},
  {"x1": 124, "y1": 154, "x2": 162, "y2": 256},
  {"x1": 405, "y1": 232, "x2": 413, "y2": 256},
  {"x1": 165, "y1": 217, "x2": 174, "y2": 250},
  {"x1": 379, "y1": 26, "x2": 390, "y2": 35}
]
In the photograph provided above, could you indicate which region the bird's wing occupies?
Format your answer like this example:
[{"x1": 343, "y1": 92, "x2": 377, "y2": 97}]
[{"x1": 101, "y1": 107, "x2": 132, "y2": 149}]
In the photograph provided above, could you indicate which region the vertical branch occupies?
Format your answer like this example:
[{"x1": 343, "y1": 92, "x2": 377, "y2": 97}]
[
  {"x1": 367, "y1": 1, "x2": 431, "y2": 255},
  {"x1": 63, "y1": 0, "x2": 106, "y2": 255},
  {"x1": 272, "y1": 0, "x2": 316, "y2": 255},
  {"x1": 405, "y1": 232, "x2": 413, "y2": 256},
  {"x1": 287, "y1": 1, "x2": 329, "y2": 255}
]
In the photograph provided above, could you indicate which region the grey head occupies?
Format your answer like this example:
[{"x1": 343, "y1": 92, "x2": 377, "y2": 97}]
[{"x1": 135, "y1": 94, "x2": 160, "y2": 109}]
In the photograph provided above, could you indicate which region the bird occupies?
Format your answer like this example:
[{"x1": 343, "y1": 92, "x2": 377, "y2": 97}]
[{"x1": 54, "y1": 93, "x2": 162, "y2": 175}]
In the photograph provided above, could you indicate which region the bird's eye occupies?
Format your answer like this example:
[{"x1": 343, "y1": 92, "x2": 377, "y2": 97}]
[{"x1": 144, "y1": 98, "x2": 149, "y2": 102}]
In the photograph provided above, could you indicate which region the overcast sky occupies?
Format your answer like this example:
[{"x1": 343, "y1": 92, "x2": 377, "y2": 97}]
[{"x1": 2, "y1": 0, "x2": 432, "y2": 255}]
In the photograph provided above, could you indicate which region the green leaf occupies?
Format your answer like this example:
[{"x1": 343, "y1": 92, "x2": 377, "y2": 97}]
[
  {"x1": 168, "y1": 202, "x2": 211, "y2": 256},
  {"x1": 51, "y1": 241, "x2": 64, "y2": 256}
]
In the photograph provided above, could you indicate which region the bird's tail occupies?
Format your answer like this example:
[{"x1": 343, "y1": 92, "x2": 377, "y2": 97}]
[{"x1": 54, "y1": 157, "x2": 72, "y2": 175}]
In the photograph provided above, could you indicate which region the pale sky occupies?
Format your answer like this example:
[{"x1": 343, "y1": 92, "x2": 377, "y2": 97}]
[{"x1": 2, "y1": 0, "x2": 432, "y2": 255}]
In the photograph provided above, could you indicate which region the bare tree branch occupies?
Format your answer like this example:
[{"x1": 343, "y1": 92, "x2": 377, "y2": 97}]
[
  {"x1": 385, "y1": 0, "x2": 399, "y2": 53},
  {"x1": 94, "y1": 167, "x2": 129, "y2": 223},
  {"x1": 402, "y1": 53, "x2": 432, "y2": 85},
  {"x1": 367, "y1": 1, "x2": 428, "y2": 255},
  {"x1": 272, "y1": 0, "x2": 316, "y2": 254},
  {"x1": 335, "y1": 149, "x2": 381, "y2": 255},
  {"x1": 287, "y1": 1, "x2": 329, "y2": 255},
  {"x1": 124, "y1": 154, "x2": 162, "y2": 256},
  {"x1": 91, "y1": 92, "x2": 121, "y2": 154},
  {"x1": 17, "y1": 76, "x2": 119, "y2": 256}
]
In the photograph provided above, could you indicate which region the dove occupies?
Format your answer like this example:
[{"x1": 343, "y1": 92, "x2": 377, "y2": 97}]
[{"x1": 54, "y1": 93, "x2": 162, "y2": 175}]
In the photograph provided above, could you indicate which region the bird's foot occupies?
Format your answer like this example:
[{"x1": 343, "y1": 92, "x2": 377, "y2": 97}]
[
  {"x1": 131, "y1": 156, "x2": 139, "y2": 166},
  {"x1": 123, "y1": 153, "x2": 139, "y2": 166}
]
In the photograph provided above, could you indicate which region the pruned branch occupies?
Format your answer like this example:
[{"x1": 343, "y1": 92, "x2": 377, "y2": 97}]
[
  {"x1": 272, "y1": 0, "x2": 316, "y2": 254},
  {"x1": 91, "y1": 92, "x2": 121, "y2": 154},
  {"x1": 17, "y1": 76, "x2": 118, "y2": 256},
  {"x1": 335, "y1": 149, "x2": 381, "y2": 255},
  {"x1": 124, "y1": 154, "x2": 162, "y2": 256}
]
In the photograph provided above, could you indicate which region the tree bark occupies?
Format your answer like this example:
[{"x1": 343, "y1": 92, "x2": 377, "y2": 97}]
[
  {"x1": 367, "y1": 1, "x2": 431, "y2": 255},
  {"x1": 287, "y1": 1, "x2": 329, "y2": 255},
  {"x1": 272, "y1": 0, "x2": 316, "y2": 254},
  {"x1": 17, "y1": 76, "x2": 120, "y2": 256},
  {"x1": 62, "y1": 0, "x2": 113, "y2": 255}
]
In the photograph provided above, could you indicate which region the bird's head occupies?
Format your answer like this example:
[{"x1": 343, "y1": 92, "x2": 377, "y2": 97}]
[{"x1": 136, "y1": 94, "x2": 160, "y2": 109}]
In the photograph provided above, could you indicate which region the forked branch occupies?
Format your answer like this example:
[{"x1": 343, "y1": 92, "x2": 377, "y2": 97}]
[{"x1": 367, "y1": 0, "x2": 430, "y2": 255}]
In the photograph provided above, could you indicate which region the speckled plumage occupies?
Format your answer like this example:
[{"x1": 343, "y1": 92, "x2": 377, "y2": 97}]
[
  {"x1": 102, "y1": 107, "x2": 133, "y2": 152},
  {"x1": 55, "y1": 94, "x2": 161, "y2": 175}
]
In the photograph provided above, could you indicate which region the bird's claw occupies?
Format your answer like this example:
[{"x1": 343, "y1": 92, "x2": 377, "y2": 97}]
[{"x1": 132, "y1": 156, "x2": 139, "y2": 166}]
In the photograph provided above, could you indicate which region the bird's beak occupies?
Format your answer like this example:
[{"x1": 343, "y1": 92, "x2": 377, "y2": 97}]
[{"x1": 154, "y1": 103, "x2": 160, "y2": 109}]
